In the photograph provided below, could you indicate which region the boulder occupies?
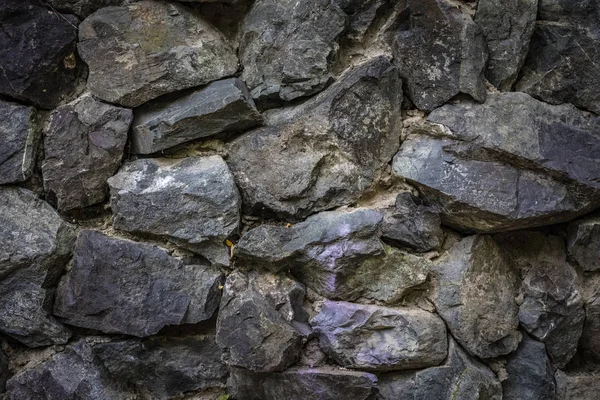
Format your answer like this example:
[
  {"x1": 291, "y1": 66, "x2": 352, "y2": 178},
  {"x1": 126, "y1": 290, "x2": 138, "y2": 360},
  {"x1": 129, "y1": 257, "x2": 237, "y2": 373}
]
[
  {"x1": 78, "y1": 0, "x2": 238, "y2": 107},
  {"x1": 227, "y1": 57, "x2": 402, "y2": 219},
  {"x1": 0, "y1": 187, "x2": 74, "y2": 347},
  {"x1": 311, "y1": 301, "x2": 447, "y2": 371},
  {"x1": 567, "y1": 217, "x2": 600, "y2": 272},
  {"x1": 107, "y1": 156, "x2": 240, "y2": 266},
  {"x1": 0, "y1": 0, "x2": 81, "y2": 109},
  {"x1": 555, "y1": 370, "x2": 600, "y2": 400},
  {"x1": 42, "y1": 94, "x2": 132, "y2": 212},
  {"x1": 0, "y1": 100, "x2": 40, "y2": 185},
  {"x1": 390, "y1": 0, "x2": 487, "y2": 110},
  {"x1": 131, "y1": 78, "x2": 262, "y2": 154},
  {"x1": 431, "y1": 235, "x2": 521, "y2": 358},
  {"x1": 53, "y1": 230, "x2": 224, "y2": 337}
]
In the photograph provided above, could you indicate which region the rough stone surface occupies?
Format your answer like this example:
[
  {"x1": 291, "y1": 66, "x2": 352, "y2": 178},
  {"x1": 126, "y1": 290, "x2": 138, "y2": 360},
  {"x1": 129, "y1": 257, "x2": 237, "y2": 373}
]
[
  {"x1": 581, "y1": 288, "x2": 600, "y2": 361},
  {"x1": 555, "y1": 370, "x2": 600, "y2": 400},
  {"x1": 431, "y1": 235, "x2": 521, "y2": 358},
  {"x1": 228, "y1": 367, "x2": 379, "y2": 400},
  {"x1": 47, "y1": 0, "x2": 131, "y2": 18},
  {"x1": 311, "y1": 301, "x2": 447, "y2": 371},
  {"x1": 216, "y1": 270, "x2": 308, "y2": 372},
  {"x1": 568, "y1": 217, "x2": 600, "y2": 272},
  {"x1": 78, "y1": 0, "x2": 238, "y2": 107},
  {"x1": 0, "y1": 100, "x2": 39, "y2": 185},
  {"x1": 390, "y1": 0, "x2": 487, "y2": 111},
  {"x1": 0, "y1": 187, "x2": 74, "y2": 347},
  {"x1": 42, "y1": 94, "x2": 132, "y2": 212},
  {"x1": 228, "y1": 57, "x2": 402, "y2": 219},
  {"x1": 54, "y1": 230, "x2": 224, "y2": 337},
  {"x1": 107, "y1": 156, "x2": 240, "y2": 266},
  {"x1": 0, "y1": 0, "x2": 81, "y2": 109},
  {"x1": 0, "y1": 347, "x2": 8, "y2": 393},
  {"x1": 131, "y1": 78, "x2": 262, "y2": 154},
  {"x1": 474, "y1": 0, "x2": 538, "y2": 90},
  {"x1": 378, "y1": 338, "x2": 502, "y2": 400}
]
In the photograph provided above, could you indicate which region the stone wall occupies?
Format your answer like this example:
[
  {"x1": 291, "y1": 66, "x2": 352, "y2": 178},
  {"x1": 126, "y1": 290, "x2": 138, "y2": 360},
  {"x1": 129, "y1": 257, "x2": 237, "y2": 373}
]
[{"x1": 0, "y1": 0, "x2": 599, "y2": 399}]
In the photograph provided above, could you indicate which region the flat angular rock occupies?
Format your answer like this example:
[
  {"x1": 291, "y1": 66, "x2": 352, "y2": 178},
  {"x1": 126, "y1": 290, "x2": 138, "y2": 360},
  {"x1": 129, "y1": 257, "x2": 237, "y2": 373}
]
[
  {"x1": 555, "y1": 370, "x2": 600, "y2": 400},
  {"x1": 42, "y1": 94, "x2": 132, "y2": 212},
  {"x1": 474, "y1": 0, "x2": 538, "y2": 90},
  {"x1": 216, "y1": 270, "x2": 308, "y2": 372},
  {"x1": 0, "y1": 187, "x2": 74, "y2": 347},
  {"x1": 390, "y1": 0, "x2": 487, "y2": 110},
  {"x1": 107, "y1": 156, "x2": 240, "y2": 266},
  {"x1": 0, "y1": 0, "x2": 81, "y2": 109},
  {"x1": 567, "y1": 217, "x2": 600, "y2": 272},
  {"x1": 0, "y1": 100, "x2": 40, "y2": 185},
  {"x1": 131, "y1": 78, "x2": 262, "y2": 154},
  {"x1": 228, "y1": 367, "x2": 379, "y2": 400},
  {"x1": 53, "y1": 230, "x2": 224, "y2": 337},
  {"x1": 311, "y1": 301, "x2": 447, "y2": 371},
  {"x1": 378, "y1": 338, "x2": 502, "y2": 400},
  {"x1": 78, "y1": 0, "x2": 238, "y2": 107},
  {"x1": 228, "y1": 57, "x2": 402, "y2": 219},
  {"x1": 431, "y1": 235, "x2": 521, "y2": 358}
]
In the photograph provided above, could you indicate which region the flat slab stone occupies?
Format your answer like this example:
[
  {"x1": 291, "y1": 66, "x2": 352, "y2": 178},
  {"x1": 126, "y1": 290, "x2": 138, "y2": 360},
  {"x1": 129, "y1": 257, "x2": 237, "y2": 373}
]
[{"x1": 0, "y1": 100, "x2": 39, "y2": 185}]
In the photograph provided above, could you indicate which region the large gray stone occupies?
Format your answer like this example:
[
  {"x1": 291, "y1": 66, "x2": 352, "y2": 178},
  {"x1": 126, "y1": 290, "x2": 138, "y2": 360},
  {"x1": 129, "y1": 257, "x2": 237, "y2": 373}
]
[
  {"x1": 42, "y1": 94, "x2": 132, "y2": 212},
  {"x1": 131, "y1": 78, "x2": 262, "y2": 154},
  {"x1": 0, "y1": 100, "x2": 40, "y2": 185},
  {"x1": 474, "y1": 0, "x2": 538, "y2": 90},
  {"x1": 567, "y1": 217, "x2": 600, "y2": 272},
  {"x1": 107, "y1": 156, "x2": 240, "y2": 266},
  {"x1": 228, "y1": 57, "x2": 402, "y2": 219},
  {"x1": 555, "y1": 370, "x2": 600, "y2": 400},
  {"x1": 311, "y1": 301, "x2": 447, "y2": 371},
  {"x1": 78, "y1": 0, "x2": 238, "y2": 107},
  {"x1": 0, "y1": 187, "x2": 74, "y2": 347},
  {"x1": 431, "y1": 235, "x2": 521, "y2": 359},
  {"x1": 390, "y1": 0, "x2": 487, "y2": 111},
  {"x1": 53, "y1": 230, "x2": 224, "y2": 337}
]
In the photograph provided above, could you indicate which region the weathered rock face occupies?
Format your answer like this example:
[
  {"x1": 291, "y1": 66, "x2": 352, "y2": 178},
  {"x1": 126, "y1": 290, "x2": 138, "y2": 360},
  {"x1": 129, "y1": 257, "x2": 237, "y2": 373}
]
[
  {"x1": 0, "y1": 0, "x2": 81, "y2": 109},
  {"x1": 311, "y1": 301, "x2": 447, "y2": 371},
  {"x1": 47, "y1": 0, "x2": 130, "y2": 18},
  {"x1": 228, "y1": 367, "x2": 379, "y2": 400},
  {"x1": 431, "y1": 235, "x2": 521, "y2": 358},
  {"x1": 131, "y1": 78, "x2": 262, "y2": 154},
  {"x1": 0, "y1": 100, "x2": 40, "y2": 185},
  {"x1": 78, "y1": 0, "x2": 238, "y2": 107},
  {"x1": 216, "y1": 270, "x2": 308, "y2": 372},
  {"x1": 581, "y1": 288, "x2": 600, "y2": 361},
  {"x1": 42, "y1": 94, "x2": 132, "y2": 212},
  {"x1": 228, "y1": 57, "x2": 402, "y2": 219},
  {"x1": 378, "y1": 338, "x2": 502, "y2": 400},
  {"x1": 0, "y1": 347, "x2": 8, "y2": 393},
  {"x1": 390, "y1": 0, "x2": 487, "y2": 111},
  {"x1": 568, "y1": 217, "x2": 600, "y2": 271},
  {"x1": 54, "y1": 230, "x2": 224, "y2": 337},
  {"x1": 555, "y1": 370, "x2": 600, "y2": 400},
  {"x1": 107, "y1": 156, "x2": 240, "y2": 266},
  {"x1": 0, "y1": 187, "x2": 75, "y2": 347}
]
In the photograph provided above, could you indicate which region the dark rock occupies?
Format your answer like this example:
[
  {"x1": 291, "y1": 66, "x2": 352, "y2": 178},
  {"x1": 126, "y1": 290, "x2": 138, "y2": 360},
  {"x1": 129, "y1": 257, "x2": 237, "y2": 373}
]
[
  {"x1": 0, "y1": 100, "x2": 40, "y2": 185},
  {"x1": 47, "y1": 0, "x2": 131, "y2": 18},
  {"x1": 93, "y1": 333, "x2": 228, "y2": 399},
  {"x1": 78, "y1": 0, "x2": 238, "y2": 107},
  {"x1": 107, "y1": 156, "x2": 240, "y2": 266},
  {"x1": 0, "y1": 0, "x2": 81, "y2": 109},
  {"x1": 431, "y1": 235, "x2": 521, "y2": 358},
  {"x1": 0, "y1": 187, "x2": 74, "y2": 347},
  {"x1": 0, "y1": 347, "x2": 8, "y2": 393},
  {"x1": 518, "y1": 260, "x2": 585, "y2": 368},
  {"x1": 228, "y1": 367, "x2": 379, "y2": 400},
  {"x1": 216, "y1": 270, "x2": 308, "y2": 372},
  {"x1": 567, "y1": 217, "x2": 600, "y2": 272},
  {"x1": 580, "y1": 288, "x2": 600, "y2": 361},
  {"x1": 53, "y1": 230, "x2": 224, "y2": 337},
  {"x1": 42, "y1": 94, "x2": 132, "y2": 212},
  {"x1": 378, "y1": 338, "x2": 502, "y2": 400},
  {"x1": 390, "y1": 0, "x2": 487, "y2": 111},
  {"x1": 311, "y1": 301, "x2": 447, "y2": 371},
  {"x1": 228, "y1": 57, "x2": 402, "y2": 219},
  {"x1": 131, "y1": 78, "x2": 262, "y2": 154},
  {"x1": 338, "y1": 0, "x2": 389, "y2": 41},
  {"x1": 474, "y1": 0, "x2": 538, "y2": 90},
  {"x1": 555, "y1": 370, "x2": 600, "y2": 400}
]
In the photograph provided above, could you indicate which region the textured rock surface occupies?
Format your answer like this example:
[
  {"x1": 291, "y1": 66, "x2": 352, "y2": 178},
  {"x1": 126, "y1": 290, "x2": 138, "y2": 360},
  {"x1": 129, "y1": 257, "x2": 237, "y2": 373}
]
[
  {"x1": 581, "y1": 288, "x2": 600, "y2": 360},
  {"x1": 0, "y1": 187, "x2": 74, "y2": 347},
  {"x1": 108, "y1": 156, "x2": 240, "y2": 266},
  {"x1": 0, "y1": 0, "x2": 81, "y2": 109},
  {"x1": 555, "y1": 370, "x2": 600, "y2": 400},
  {"x1": 42, "y1": 94, "x2": 132, "y2": 211},
  {"x1": 78, "y1": 0, "x2": 238, "y2": 107},
  {"x1": 47, "y1": 0, "x2": 130, "y2": 18},
  {"x1": 0, "y1": 100, "x2": 39, "y2": 185},
  {"x1": 54, "y1": 230, "x2": 223, "y2": 336},
  {"x1": 0, "y1": 347, "x2": 8, "y2": 393},
  {"x1": 228, "y1": 57, "x2": 402, "y2": 219},
  {"x1": 132, "y1": 78, "x2": 262, "y2": 154},
  {"x1": 568, "y1": 217, "x2": 600, "y2": 271},
  {"x1": 311, "y1": 301, "x2": 447, "y2": 371}
]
